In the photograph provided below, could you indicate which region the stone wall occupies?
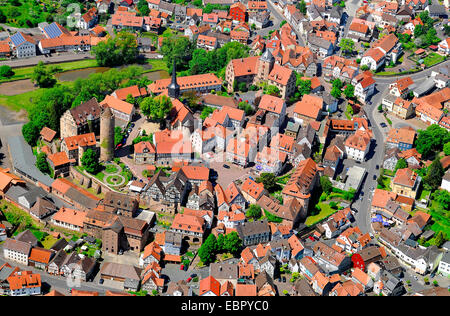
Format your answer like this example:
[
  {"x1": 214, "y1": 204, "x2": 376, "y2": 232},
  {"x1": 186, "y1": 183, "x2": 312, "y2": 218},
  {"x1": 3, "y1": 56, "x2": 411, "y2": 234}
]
[{"x1": 69, "y1": 166, "x2": 111, "y2": 196}]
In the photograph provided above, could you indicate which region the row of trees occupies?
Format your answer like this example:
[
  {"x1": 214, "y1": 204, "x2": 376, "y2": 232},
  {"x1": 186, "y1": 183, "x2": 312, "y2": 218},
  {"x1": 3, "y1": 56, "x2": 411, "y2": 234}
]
[
  {"x1": 161, "y1": 38, "x2": 250, "y2": 77},
  {"x1": 331, "y1": 78, "x2": 355, "y2": 99},
  {"x1": 92, "y1": 32, "x2": 139, "y2": 67}
]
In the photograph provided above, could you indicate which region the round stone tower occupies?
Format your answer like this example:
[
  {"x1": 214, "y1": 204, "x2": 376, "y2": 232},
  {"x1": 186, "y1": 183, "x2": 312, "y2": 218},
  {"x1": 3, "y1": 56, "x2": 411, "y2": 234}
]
[{"x1": 100, "y1": 106, "x2": 114, "y2": 162}]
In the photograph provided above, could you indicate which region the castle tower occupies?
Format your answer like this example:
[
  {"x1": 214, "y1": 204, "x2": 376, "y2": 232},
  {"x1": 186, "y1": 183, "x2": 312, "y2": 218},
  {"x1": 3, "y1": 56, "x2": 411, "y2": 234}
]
[
  {"x1": 100, "y1": 106, "x2": 114, "y2": 162},
  {"x1": 257, "y1": 49, "x2": 275, "y2": 83},
  {"x1": 168, "y1": 59, "x2": 180, "y2": 99}
]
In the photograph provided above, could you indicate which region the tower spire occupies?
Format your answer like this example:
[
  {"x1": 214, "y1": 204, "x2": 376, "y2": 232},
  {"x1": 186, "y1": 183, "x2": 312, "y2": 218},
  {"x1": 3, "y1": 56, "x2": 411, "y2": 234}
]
[{"x1": 168, "y1": 59, "x2": 180, "y2": 99}]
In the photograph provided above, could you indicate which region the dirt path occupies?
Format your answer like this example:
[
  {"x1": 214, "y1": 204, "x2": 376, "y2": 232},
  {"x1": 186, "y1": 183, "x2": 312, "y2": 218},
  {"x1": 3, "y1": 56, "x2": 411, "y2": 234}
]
[{"x1": 0, "y1": 79, "x2": 37, "y2": 96}]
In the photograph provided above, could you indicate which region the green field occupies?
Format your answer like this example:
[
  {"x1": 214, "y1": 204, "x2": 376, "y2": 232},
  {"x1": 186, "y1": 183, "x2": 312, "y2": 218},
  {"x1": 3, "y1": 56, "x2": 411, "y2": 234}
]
[
  {"x1": 305, "y1": 202, "x2": 338, "y2": 227},
  {"x1": 0, "y1": 59, "x2": 99, "y2": 84},
  {"x1": 423, "y1": 53, "x2": 446, "y2": 68}
]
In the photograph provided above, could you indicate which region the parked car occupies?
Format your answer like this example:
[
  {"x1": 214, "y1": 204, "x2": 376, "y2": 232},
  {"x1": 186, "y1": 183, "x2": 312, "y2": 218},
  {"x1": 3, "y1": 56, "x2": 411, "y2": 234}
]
[
  {"x1": 187, "y1": 277, "x2": 192, "y2": 283},
  {"x1": 180, "y1": 264, "x2": 185, "y2": 271},
  {"x1": 190, "y1": 273, "x2": 197, "y2": 278},
  {"x1": 99, "y1": 279, "x2": 104, "y2": 285},
  {"x1": 376, "y1": 165, "x2": 379, "y2": 170},
  {"x1": 373, "y1": 175, "x2": 377, "y2": 180},
  {"x1": 223, "y1": 164, "x2": 230, "y2": 169}
]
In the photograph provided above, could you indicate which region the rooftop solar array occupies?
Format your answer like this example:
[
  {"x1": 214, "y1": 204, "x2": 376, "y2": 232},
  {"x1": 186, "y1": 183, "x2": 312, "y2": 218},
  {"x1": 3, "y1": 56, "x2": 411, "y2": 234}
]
[
  {"x1": 44, "y1": 22, "x2": 63, "y2": 39},
  {"x1": 10, "y1": 32, "x2": 25, "y2": 47}
]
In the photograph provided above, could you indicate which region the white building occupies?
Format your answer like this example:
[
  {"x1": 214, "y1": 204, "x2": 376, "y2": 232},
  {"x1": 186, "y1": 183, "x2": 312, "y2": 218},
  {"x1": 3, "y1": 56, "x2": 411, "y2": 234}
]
[
  {"x1": 441, "y1": 172, "x2": 450, "y2": 192},
  {"x1": 9, "y1": 32, "x2": 36, "y2": 59},
  {"x1": 2, "y1": 238, "x2": 31, "y2": 266},
  {"x1": 344, "y1": 130, "x2": 372, "y2": 162},
  {"x1": 438, "y1": 252, "x2": 450, "y2": 277}
]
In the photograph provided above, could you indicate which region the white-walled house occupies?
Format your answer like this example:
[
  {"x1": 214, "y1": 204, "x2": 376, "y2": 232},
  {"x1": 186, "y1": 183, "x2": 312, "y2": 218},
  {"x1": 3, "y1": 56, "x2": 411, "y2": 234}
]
[{"x1": 344, "y1": 130, "x2": 372, "y2": 162}]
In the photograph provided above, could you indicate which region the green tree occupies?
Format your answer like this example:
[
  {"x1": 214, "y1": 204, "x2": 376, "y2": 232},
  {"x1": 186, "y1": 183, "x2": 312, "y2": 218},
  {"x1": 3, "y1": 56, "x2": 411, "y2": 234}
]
[
  {"x1": 22, "y1": 122, "x2": 40, "y2": 146},
  {"x1": 161, "y1": 36, "x2": 195, "y2": 72},
  {"x1": 331, "y1": 86, "x2": 342, "y2": 99},
  {"x1": 423, "y1": 158, "x2": 444, "y2": 191},
  {"x1": 360, "y1": 65, "x2": 370, "y2": 71},
  {"x1": 444, "y1": 142, "x2": 450, "y2": 156},
  {"x1": 81, "y1": 148, "x2": 101, "y2": 174},
  {"x1": 0, "y1": 65, "x2": 14, "y2": 78},
  {"x1": 414, "y1": 24, "x2": 424, "y2": 38},
  {"x1": 444, "y1": 24, "x2": 450, "y2": 36},
  {"x1": 198, "y1": 234, "x2": 217, "y2": 265},
  {"x1": 246, "y1": 204, "x2": 262, "y2": 219},
  {"x1": 223, "y1": 231, "x2": 242, "y2": 256},
  {"x1": 343, "y1": 84, "x2": 355, "y2": 99},
  {"x1": 238, "y1": 81, "x2": 248, "y2": 92},
  {"x1": 31, "y1": 61, "x2": 56, "y2": 88},
  {"x1": 238, "y1": 101, "x2": 254, "y2": 115},
  {"x1": 297, "y1": 78, "x2": 311, "y2": 96},
  {"x1": 256, "y1": 173, "x2": 281, "y2": 193},
  {"x1": 266, "y1": 85, "x2": 280, "y2": 97},
  {"x1": 296, "y1": 0, "x2": 307, "y2": 14},
  {"x1": 92, "y1": 31, "x2": 138, "y2": 67},
  {"x1": 114, "y1": 126, "x2": 124, "y2": 146},
  {"x1": 320, "y1": 176, "x2": 333, "y2": 194},
  {"x1": 140, "y1": 95, "x2": 173, "y2": 122},
  {"x1": 200, "y1": 106, "x2": 214, "y2": 120},
  {"x1": 433, "y1": 231, "x2": 446, "y2": 247},
  {"x1": 0, "y1": 9, "x2": 6, "y2": 23},
  {"x1": 432, "y1": 190, "x2": 450, "y2": 210},
  {"x1": 36, "y1": 152, "x2": 50, "y2": 175},
  {"x1": 395, "y1": 158, "x2": 408, "y2": 172},
  {"x1": 415, "y1": 124, "x2": 450, "y2": 158},
  {"x1": 216, "y1": 234, "x2": 225, "y2": 253},
  {"x1": 137, "y1": 0, "x2": 150, "y2": 16},
  {"x1": 32, "y1": 85, "x2": 75, "y2": 133},
  {"x1": 331, "y1": 78, "x2": 343, "y2": 99},
  {"x1": 340, "y1": 38, "x2": 355, "y2": 55}
]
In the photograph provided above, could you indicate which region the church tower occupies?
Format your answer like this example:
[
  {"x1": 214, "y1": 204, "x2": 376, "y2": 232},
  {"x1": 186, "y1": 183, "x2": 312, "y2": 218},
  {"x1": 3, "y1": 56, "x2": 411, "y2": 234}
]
[
  {"x1": 100, "y1": 106, "x2": 114, "y2": 162},
  {"x1": 168, "y1": 60, "x2": 180, "y2": 99},
  {"x1": 257, "y1": 49, "x2": 275, "y2": 83}
]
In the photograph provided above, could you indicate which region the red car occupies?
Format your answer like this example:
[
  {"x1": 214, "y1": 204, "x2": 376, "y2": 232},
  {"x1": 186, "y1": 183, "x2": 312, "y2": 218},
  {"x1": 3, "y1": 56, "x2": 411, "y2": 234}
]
[
  {"x1": 308, "y1": 236, "x2": 315, "y2": 241},
  {"x1": 180, "y1": 264, "x2": 185, "y2": 271},
  {"x1": 187, "y1": 277, "x2": 192, "y2": 283}
]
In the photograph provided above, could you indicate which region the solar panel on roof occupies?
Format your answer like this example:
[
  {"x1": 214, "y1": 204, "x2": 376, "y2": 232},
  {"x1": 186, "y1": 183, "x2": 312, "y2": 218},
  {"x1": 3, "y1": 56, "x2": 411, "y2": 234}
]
[
  {"x1": 44, "y1": 23, "x2": 63, "y2": 39},
  {"x1": 11, "y1": 32, "x2": 25, "y2": 47}
]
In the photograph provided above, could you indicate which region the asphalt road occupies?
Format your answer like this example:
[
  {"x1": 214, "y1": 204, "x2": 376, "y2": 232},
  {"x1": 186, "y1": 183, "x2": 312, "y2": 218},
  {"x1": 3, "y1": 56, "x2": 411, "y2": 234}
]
[{"x1": 0, "y1": 254, "x2": 120, "y2": 296}]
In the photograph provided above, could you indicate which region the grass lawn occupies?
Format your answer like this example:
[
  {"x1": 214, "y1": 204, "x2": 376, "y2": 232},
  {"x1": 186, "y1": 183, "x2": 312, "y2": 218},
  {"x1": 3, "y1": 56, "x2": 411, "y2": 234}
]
[
  {"x1": 0, "y1": 81, "x2": 75, "y2": 113},
  {"x1": 145, "y1": 59, "x2": 169, "y2": 73},
  {"x1": 305, "y1": 202, "x2": 338, "y2": 227},
  {"x1": 375, "y1": 68, "x2": 421, "y2": 76},
  {"x1": 419, "y1": 189, "x2": 431, "y2": 201},
  {"x1": 423, "y1": 53, "x2": 445, "y2": 68},
  {"x1": 0, "y1": 200, "x2": 42, "y2": 231},
  {"x1": 105, "y1": 164, "x2": 119, "y2": 174},
  {"x1": 41, "y1": 235, "x2": 58, "y2": 249},
  {"x1": 0, "y1": 59, "x2": 99, "y2": 84},
  {"x1": 0, "y1": 88, "x2": 46, "y2": 113},
  {"x1": 377, "y1": 176, "x2": 391, "y2": 190}
]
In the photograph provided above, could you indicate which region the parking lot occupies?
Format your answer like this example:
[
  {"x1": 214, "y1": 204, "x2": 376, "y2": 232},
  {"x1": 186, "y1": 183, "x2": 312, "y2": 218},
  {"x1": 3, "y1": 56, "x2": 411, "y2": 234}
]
[{"x1": 209, "y1": 159, "x2": 256, "y2": 188}]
